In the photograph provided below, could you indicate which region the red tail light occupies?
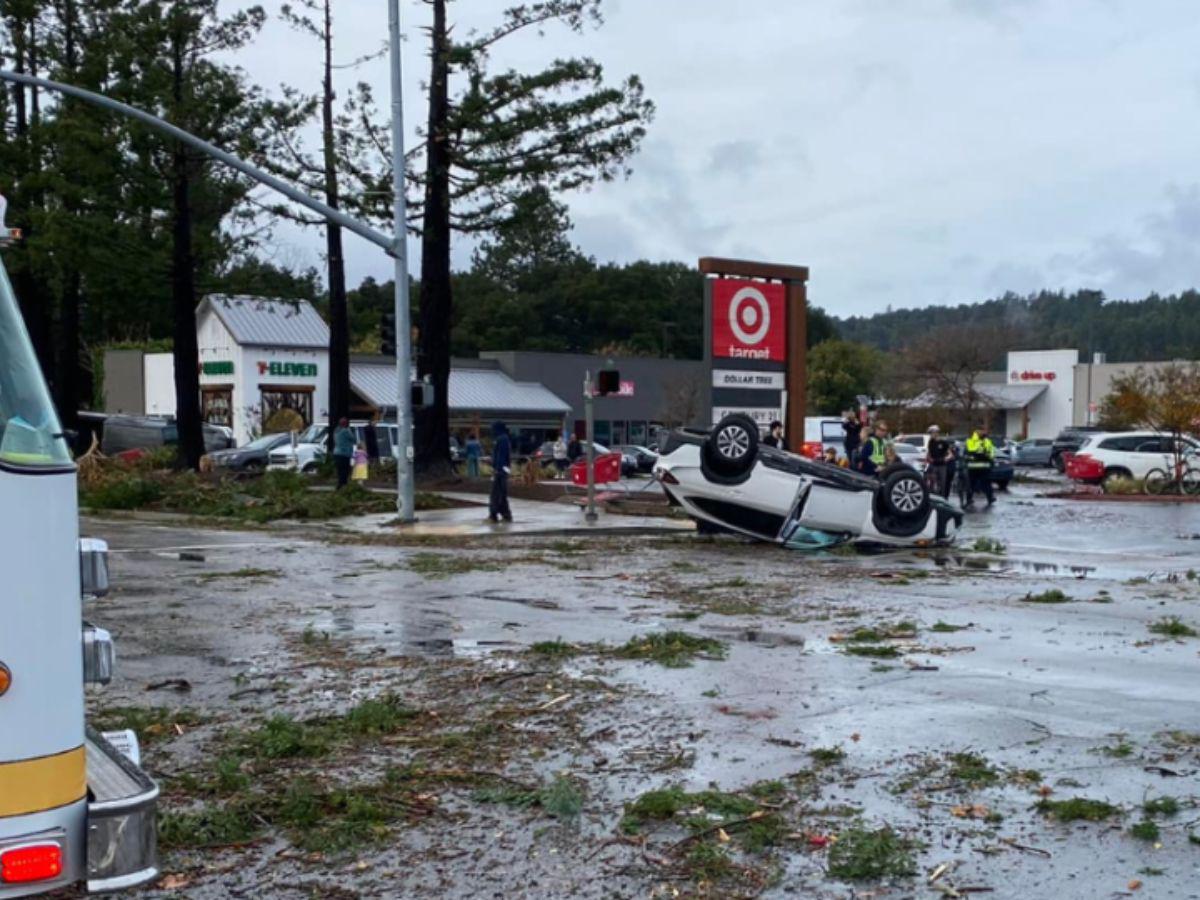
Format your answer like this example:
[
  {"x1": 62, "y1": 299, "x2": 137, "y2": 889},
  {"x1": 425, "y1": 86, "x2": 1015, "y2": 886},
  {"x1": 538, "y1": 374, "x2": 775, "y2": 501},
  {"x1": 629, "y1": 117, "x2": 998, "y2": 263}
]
[
  {"x1": 657, "y1": 469, "x2": 679, "y2": 485},
  {"x1": 1, "y1": 844, "x2": 63, "y2": 884},
  {"x1": 801, "y1": 441, "x2": 823, "y2": 459}
]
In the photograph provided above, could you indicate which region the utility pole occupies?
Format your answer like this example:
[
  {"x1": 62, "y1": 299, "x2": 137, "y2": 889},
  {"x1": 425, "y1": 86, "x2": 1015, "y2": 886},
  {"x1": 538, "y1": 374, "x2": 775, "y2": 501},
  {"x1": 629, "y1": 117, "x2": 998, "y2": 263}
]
[{"x1": 388, "y1": 0, "x2": 415, "y2": 522}]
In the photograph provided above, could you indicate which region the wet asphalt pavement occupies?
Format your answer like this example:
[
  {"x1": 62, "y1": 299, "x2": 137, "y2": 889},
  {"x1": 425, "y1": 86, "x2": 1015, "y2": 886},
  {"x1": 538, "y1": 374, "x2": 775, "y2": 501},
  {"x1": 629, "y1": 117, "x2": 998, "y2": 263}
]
[{"x1": 83, "y1": 479, "x2": 1200, "y2": 899}]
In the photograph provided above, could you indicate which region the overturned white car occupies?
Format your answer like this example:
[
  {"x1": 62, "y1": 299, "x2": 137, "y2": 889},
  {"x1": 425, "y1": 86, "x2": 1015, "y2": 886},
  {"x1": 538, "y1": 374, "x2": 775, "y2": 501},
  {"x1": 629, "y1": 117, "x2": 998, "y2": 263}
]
[{"x1": 655, "y1": 414, "x2": 962, "y2": 548}]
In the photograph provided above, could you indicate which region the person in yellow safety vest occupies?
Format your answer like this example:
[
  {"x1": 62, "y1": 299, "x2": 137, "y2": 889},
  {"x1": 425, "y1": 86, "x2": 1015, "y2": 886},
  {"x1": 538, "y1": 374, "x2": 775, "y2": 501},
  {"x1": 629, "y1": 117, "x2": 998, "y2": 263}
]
[
  {"x1": 965, "y1": 425, "x2": 996, "y2": 508},
  {"x1": 858, "y1": 420, "x2": 891, "y2": 477}
]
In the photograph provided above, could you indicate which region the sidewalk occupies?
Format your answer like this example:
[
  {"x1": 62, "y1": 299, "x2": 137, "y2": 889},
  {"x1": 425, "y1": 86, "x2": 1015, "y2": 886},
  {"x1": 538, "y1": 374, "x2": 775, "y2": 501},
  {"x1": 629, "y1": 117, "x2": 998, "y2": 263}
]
[{"x1": 336, "y1": 493, "x2": 694, "y2": 538}]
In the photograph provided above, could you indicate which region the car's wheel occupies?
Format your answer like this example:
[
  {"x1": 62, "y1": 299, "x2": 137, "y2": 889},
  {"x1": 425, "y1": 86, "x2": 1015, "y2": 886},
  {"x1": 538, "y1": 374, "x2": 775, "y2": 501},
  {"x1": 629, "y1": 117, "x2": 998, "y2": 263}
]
[
  {"x1": 1102, "y1": 467, "x2": 1132, "y2": 492},
  {"x1": 1051, "y1": 452, "x2": 1066, "y2": 472},
  {"x1": 245, "y1": 459, "x2": 265, "y2": 472},
  {"x1": 302, "y1": 462, "x2": 319, "y2": 474},
  {"x1": 1182, "y1": 467, "x2": 1200, "y2": 496},
  {"x1": 994, "y1": 479, "x2": 1011, "y2": 492},
  {"x1": 703, "y1": 414, "x2": 759, "y2": 479},
  {"x1": 879, "y1": 465, "x2": 930, "y2": 519}
]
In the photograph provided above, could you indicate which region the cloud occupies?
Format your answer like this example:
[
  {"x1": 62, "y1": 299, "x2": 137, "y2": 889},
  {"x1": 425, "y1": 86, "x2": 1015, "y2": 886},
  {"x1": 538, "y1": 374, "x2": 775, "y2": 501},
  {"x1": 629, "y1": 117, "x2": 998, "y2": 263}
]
[{"x1": 706, "y1": 140, "x2": 763, "y2": 177}]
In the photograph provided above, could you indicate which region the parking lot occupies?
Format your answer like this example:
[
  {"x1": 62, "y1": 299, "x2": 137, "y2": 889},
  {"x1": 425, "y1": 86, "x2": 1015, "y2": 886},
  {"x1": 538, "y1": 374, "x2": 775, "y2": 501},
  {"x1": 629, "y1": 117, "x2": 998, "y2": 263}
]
[{"x1": 86, "y1": 481, "x2": 1200, "y2": 898}]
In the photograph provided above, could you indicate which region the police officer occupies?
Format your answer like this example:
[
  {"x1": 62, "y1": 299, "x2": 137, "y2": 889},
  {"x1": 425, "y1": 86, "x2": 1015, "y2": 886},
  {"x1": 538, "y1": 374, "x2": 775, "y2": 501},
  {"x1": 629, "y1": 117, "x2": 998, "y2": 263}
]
[
  {"x1": 965, "y1": 425, "x2": 996, "y2": 507},
  {"x1": 859, "y1": 420, "x2": 891, "y2": 477}
]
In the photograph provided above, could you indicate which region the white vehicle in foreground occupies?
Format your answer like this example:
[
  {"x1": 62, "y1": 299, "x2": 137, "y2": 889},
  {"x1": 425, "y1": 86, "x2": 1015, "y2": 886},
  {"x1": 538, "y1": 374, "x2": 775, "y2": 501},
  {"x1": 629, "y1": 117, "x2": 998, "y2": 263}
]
[
  {"x1": 655, "y1": 415, "x2": 962, "y2": 547},
  {"x1": 1, "y1": 232, "x2": 157, "y2": 895}
]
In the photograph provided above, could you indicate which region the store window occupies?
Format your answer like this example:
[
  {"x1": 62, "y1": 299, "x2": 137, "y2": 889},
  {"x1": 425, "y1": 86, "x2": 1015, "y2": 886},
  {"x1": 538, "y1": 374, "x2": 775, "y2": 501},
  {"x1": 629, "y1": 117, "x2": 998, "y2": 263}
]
[
  {"x1": 629, "y1": 421, "x2": 647, "y2": 446},
  {"x1": 611, "y1": 421, "x2": 627, "y2": 446},
  {"x1": 261, "y1": 387, "x2": 313, "y2": 434},
  {"x1": 201, "y1": 387, "x2": 234, "y2": 429}
]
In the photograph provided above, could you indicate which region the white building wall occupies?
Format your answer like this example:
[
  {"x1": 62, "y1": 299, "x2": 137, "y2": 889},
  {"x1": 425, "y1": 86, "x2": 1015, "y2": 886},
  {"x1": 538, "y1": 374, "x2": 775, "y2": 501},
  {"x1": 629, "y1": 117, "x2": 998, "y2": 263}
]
[
  {"x1": 143, "y1": 353, "x2": 176, "y2": 416},
  {"x1": 1006, "y1": 349, "x2": 1078, "y2": 439}
]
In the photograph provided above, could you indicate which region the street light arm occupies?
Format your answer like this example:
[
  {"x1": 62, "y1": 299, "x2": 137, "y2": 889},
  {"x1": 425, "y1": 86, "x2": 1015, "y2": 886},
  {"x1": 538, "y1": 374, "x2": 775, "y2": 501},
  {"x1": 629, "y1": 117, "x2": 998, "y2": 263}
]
[{"x1": 0, "y1": 69, "x2": 398, "y2": 256}]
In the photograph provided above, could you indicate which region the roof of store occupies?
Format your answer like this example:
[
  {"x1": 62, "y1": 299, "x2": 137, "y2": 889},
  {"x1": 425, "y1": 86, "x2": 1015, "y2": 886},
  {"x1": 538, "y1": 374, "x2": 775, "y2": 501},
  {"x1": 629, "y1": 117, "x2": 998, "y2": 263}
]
[
  {"x1": 905, "y1": 381, "x2": 1046, "y2": 411},
  {"x1": 350, "y1": 362, "x2": 571, "y2": 415},
  {"x1": 199, "y1": 295, "x2": 330, "y2": 349}
]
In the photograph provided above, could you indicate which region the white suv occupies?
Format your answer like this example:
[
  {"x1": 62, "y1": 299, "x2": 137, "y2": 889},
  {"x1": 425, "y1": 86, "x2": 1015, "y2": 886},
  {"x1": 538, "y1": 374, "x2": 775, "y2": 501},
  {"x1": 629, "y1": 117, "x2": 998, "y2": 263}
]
[{"x1": 1073, "y1": 431, "x2": 1200, "y2": 484}]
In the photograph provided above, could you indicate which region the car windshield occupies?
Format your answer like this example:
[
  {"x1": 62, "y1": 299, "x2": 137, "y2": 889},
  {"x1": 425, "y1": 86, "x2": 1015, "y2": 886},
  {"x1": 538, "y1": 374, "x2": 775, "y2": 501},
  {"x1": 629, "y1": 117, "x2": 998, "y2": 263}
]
[
  {"x1": 0, "y1": 259, "x2": 71, "y2": 468},
  {"x1": 298, "y1": 425, "x2": 327, "y2": 444},
  {"x1": 244, "y1": 433, "x2": 286, "y2": 451}
]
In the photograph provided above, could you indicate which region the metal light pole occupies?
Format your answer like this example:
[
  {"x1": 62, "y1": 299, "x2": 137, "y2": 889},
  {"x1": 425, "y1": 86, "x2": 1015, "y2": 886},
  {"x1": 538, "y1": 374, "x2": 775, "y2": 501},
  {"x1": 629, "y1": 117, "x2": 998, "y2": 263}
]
[
  {"x1": 388, "y1": 0, "x2": 415, "y2": 522},
  {"x1": 584, "y1": 370, "x2": 597, "y2": 523}
]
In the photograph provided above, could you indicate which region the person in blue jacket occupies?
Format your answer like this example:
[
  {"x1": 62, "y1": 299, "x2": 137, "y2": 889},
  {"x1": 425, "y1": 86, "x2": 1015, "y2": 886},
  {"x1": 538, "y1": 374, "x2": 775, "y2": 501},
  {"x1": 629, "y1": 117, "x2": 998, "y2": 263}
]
[{"x1": 488, "y1": 421, "x2": 513, "y2": 523}]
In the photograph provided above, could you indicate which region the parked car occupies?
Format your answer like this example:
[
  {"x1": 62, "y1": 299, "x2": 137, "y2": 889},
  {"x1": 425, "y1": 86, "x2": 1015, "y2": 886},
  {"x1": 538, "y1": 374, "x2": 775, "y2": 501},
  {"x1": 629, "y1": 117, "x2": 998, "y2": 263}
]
[
  {"x1": 1014, "y1": 438, "x2": 1054, "y2": 466},
  {"x1": 207, "y1": 432, "x2": 292, "y2": 472},
  {"x1": 1050, "y1": 426, "x2": 1104, "y2": 471},
  {"x1": 654, "y1": 414, "x2": 962, "y2": 547},
  {"x1": 615, "y1": 444, "x2": 659, "y2": 473},
  {"x1": 891, "y1": 435, "x2": 927, "y2": 471},
  {"x1": 101, "y1": 414, "x2": 232, "y2": 456},
  {"x1": 1065, "y1": 431, "x2": 1200, "y2": 488}
]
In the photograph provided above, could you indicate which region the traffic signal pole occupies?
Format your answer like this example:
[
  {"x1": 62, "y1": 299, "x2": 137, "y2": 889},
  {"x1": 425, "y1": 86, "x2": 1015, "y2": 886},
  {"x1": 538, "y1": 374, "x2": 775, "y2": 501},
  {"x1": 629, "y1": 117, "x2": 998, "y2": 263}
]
[
  {"x1": 0, "y1": 1, "x2": 419, "y2": 521},
  {"x1": 388, "y1": 0, "x2": 415, "y2": 522}
]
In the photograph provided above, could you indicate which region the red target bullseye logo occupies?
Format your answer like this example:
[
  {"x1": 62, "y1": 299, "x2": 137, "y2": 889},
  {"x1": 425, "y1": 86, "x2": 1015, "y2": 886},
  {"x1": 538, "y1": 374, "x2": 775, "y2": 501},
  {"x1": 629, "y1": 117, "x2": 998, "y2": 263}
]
[
  {"x1": 712, "y1": 279, "x2": 785, "y2": 361},
  {"x1": 729, "y1": 286, "x2": 771, "y2": 346}
]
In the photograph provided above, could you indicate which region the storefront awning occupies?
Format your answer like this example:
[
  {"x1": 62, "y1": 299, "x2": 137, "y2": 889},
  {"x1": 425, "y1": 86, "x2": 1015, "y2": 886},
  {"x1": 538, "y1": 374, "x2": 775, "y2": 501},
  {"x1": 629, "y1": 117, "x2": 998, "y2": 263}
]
[
  {"x1": 350, "y1": 363, "x2": 571, "y2": 417},
  {"x1": 976, "y1": 383, "x2": 1047, "y2": 411}
]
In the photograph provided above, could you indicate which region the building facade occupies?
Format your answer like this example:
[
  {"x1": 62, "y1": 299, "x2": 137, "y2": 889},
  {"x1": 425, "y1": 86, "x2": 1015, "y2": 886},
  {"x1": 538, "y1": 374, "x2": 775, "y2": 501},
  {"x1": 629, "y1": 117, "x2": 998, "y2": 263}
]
[{"x1": 480, "y1": 351, "x2": 706, "y2": 447}]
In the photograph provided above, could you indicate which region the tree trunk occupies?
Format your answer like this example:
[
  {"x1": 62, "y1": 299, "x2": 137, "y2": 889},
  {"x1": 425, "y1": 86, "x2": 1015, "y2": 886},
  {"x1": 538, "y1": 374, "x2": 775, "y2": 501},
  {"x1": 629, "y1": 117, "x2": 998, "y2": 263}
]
[
  {"x1": 321, "y1": 0, "x2": 349, "y2": 447},
  {"x1": 170, "y1": 34, "x2": 204, "y2": 470},
  {"x1": 416, "y1": 0, "x2": 453, "y2": 472}
]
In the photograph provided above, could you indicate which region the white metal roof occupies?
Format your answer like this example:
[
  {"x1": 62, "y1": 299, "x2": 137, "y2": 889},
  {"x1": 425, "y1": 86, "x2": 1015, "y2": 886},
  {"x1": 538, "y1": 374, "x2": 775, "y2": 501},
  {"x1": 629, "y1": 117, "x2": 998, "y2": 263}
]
[
  {"x1": 350, "y1": 363, "x2": 571, "y2": 415},
  {"x1": 199, "y1": 295, "x2": 330, "y2": 349},
  {"x1": 976, "y1": 383, "x2": 1048, "y2": 410}
]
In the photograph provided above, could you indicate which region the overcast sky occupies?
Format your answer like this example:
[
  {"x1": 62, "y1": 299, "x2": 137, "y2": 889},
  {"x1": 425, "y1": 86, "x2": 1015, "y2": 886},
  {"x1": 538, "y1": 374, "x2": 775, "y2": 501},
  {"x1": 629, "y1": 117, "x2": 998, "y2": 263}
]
[{"x1": 237, "y1": 0, "x2": 1200, "y2": 318}]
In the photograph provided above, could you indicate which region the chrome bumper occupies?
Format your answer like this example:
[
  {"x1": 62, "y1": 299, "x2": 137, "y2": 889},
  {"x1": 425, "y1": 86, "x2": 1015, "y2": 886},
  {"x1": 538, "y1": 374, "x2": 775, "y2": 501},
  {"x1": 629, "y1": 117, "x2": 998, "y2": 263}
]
[{"x1": 86, "y1": 728, "x2": 158, "y2": 892}]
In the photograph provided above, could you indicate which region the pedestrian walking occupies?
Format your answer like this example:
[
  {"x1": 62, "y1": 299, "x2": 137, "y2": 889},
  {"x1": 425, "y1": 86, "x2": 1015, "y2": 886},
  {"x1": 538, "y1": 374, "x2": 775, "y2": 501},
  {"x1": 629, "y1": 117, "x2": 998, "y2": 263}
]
[
  {"x1": 332, "y1": 417, "x2": 354, "y2": 489},
  {"x1": 965, "y1": 425, "x2": 996, "y2": 508},
  {"x1": 465, "y1": 432, "x2": 482, "y2": 478},
  {"x1": 552, "y1": 434, "x2": 569, "y2": 479},
  {"x1": 488, "y1": 421, "x2": 514, "y2": 523},
  {"x1": 567, "y1": 434, "x2": 583, "y2": 462},
  {"x1": 351, "y1": 443, "x2": 370, "y2": 483},
  {"x1": 763, "y1": 420, "x2": 787, "y2": 451},
  {"x1": 924, "y1": 425, "x2": 954, "y2": 498}
]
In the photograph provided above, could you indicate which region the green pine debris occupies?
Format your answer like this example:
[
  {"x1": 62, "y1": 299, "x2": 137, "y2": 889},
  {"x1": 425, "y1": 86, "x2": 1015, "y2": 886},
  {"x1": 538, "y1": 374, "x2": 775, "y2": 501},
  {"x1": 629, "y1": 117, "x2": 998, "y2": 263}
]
[
  {"x1": 612, "y1": 631, "x2": 727, "y2": 668},
  {"x1": 1130, "y1": 820, "x2": 1160, "y2": 842},
  {"x1": 827, "y1": 826, "x2": 918, "y2": 881},
  {"x1": 1021, "y1": 589, "x2": 1073, "y2": 604},
  {"x1": 1149, "y1": 616, "x2": 1199, "y2": 638},
  {"x1": 1035, "y1": 797, "x2": 1120, "y2": 822}
]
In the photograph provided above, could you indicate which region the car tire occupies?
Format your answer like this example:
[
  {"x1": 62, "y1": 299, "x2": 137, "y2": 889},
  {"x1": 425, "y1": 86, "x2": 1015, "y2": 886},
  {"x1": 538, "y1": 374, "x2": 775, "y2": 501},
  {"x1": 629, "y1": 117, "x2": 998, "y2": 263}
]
[
  {"x1": 878, "y1": 464, "x2": 930, "y2": 520},
  {"x1": 702, "y1": 414, "x2": 760, "y2": 480},
  {"x1": 1102, "y1": 468, "x2": 1132, "y2": 492},
  {"x1": 1051, "y1": 452, "x2": 1065, "y2": 472},
  {"x1": 995, "y1": 479, "x2": 1011, "y2": 492}
]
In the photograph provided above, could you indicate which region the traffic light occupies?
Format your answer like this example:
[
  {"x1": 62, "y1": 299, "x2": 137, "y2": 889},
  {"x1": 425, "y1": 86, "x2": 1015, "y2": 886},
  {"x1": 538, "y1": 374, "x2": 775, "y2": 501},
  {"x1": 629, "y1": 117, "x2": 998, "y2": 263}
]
[
  {"x1": 596, "y1": 368, "x2": 620, "y2": 396},
  {"x1": 381, "y1": 313, "x2": 396, "y2": 356}
]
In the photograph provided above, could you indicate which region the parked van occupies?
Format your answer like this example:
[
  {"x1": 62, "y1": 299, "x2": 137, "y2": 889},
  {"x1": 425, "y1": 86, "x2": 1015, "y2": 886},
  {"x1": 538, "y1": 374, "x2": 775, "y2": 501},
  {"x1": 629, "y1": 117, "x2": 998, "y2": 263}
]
[
  {"x1": 1, "y1": 231, "x2": 157, "y2": 895},
  {"x1": 802, "y1": 416, "x2": 846, "y2": 459}
]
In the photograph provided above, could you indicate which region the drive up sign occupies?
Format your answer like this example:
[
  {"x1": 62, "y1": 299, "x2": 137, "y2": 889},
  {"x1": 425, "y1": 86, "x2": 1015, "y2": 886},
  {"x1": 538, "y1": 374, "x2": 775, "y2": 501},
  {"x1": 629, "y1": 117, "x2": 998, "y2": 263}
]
[{"x1": 711, "y1": 280, "x2": 786, "y2": 362}]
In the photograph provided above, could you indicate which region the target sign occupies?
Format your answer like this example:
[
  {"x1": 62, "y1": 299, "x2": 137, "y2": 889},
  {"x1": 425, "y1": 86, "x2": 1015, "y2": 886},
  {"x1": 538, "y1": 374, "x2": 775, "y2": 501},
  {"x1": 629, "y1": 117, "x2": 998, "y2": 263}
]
[{"x1": 712, "y1": 279, "x2": 786, "y2": 361}]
